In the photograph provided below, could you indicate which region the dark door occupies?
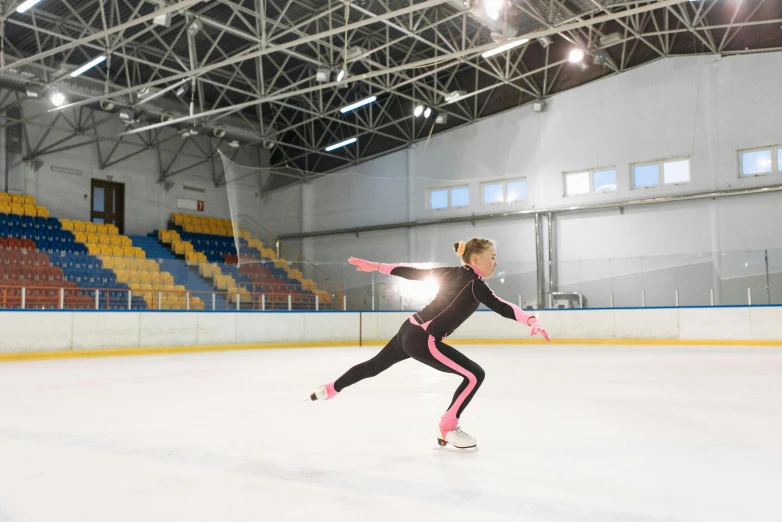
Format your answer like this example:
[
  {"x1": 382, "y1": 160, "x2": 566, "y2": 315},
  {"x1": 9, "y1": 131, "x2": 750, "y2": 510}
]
[{"x1": 90, "y1": 179, "x2": 125, "y2": 233}]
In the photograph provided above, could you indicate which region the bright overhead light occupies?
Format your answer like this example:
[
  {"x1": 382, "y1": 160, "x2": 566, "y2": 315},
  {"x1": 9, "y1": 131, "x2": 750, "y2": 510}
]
[
  {"x1": 569, "y1": 48, "x2": 586, "y2": 63},
  {"x1": 484, "y1": 0, "x2": 503, "y2": 20},
  {"x1": 423, "y1": 107, "x2": 432, "y2": 118},
  {"x1": 325, "y1": 137, "x2": 357, "y2": 152},
  {"x1": 16, "y1": 0, "x2": 43, "y2": 13},
  {"x1": 340, "y1": 95, "x2": 377, "y2": 114},
  {"x1": 50, "y1": 92, "x2": 66, "y2": 107},
  {"x1": 70, "y1": 55, "x2": 107, "y2": 78},
  {"x1": 482, "y1": 38, "x2": 529, "y2": 58},
  {"x1": 337, "y1": 69, "x2": 346, "y2": 82},
  {"x1": 413, "y1": 104, "x2": 424, "y2": 117}
]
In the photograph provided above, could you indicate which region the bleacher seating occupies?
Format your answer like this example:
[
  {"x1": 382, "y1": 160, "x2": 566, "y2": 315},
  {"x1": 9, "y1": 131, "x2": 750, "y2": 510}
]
[
  {"x1": 161, "y1": 213, "x2": 331, "y2": 309},
  {"x1": 0, "y1": 192, "x2": 146, "y2": 310}
]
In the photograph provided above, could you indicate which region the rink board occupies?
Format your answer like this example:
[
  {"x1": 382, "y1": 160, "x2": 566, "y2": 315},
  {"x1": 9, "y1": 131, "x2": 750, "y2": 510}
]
[{"x1": 0, "y1": 307, "x2": 781, "y2": 359}]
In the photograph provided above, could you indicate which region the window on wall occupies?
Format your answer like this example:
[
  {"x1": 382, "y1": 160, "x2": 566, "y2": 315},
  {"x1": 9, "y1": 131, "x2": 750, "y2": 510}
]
[
  {"x1": 564, "y1": 172, "x2": 590, "y2": 196},
  {"x1": 632, "y1": 158, "x2": 690, "y2": 188},
  {"x1": 506, "y1": 179, "x2": 527, "y2": 202},
  {"x1": 483, "y1": 183, "x2": 504, "y2": 205},
  {"x1": 563, "y1": 168, "x2": 617, "y2": 196},
  {"x1": 739, "y1": 146, "x2": 782, "y2": 177},
  {"x1": 451, "y1": 186, "x2": 470, "y2": 208},
  {"x1": 429, "y1": 189, "x2": 449, "y2": 210},
  {"x1": 428, "y1": 186, "x2": 470, "y2": 210},
  {"x1": 481, "y1": 178, "x2": 527, "y2": 205}
]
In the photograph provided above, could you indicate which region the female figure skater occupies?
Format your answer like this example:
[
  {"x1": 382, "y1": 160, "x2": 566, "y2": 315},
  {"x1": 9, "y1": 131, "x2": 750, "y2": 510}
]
[{"x1": 310, "y1": 238, "x2": 550, "y2": 449}]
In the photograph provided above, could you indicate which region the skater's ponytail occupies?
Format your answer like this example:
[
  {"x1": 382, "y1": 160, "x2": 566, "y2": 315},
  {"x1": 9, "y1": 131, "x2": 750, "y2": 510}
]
[{"x1": 453, "y1": 238, "x2": 495, "y2": 264}]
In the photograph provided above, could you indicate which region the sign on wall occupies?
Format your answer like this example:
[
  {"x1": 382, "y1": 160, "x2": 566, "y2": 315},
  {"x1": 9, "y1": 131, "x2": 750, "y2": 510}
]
[{"x1": 197, "y1": 200, "x2": 204, "y2": 212}]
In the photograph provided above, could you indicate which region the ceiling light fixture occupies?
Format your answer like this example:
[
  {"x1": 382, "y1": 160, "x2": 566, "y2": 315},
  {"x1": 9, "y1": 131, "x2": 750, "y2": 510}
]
[{"x1": 325, "y1": 137, "x2": 357, "y2": 152}]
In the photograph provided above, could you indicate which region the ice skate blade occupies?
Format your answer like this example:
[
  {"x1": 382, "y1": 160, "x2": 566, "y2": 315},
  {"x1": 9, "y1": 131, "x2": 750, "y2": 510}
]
[
  {"x1": 436, "y1": 438, "x2": 478, "y2": 451},
  {"x1": 434, "y1": 444, "x2": 479, "y2": 453}
]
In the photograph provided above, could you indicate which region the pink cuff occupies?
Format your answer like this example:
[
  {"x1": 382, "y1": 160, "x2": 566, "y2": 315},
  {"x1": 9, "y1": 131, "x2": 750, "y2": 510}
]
[
  {"x1": 512, "y1": 304, "x2": 534, "y2": 325},
  {"x1": 379, "y1": 263, "x2": 401, "y2": 275}
]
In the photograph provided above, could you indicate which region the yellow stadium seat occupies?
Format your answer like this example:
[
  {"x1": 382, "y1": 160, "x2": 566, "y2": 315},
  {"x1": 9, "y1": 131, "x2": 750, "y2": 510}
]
[
  {"x1": 146, "y1": 260, "x2": 159, "y2": 272},
  {"x1": 22, "y1": 195, "x2": 35, "y2": 205},
  {"x1": 158, "y1": 230, "x2": 171, "y2": 243},
  {"x1": 112, "y1": 246, "x2": 123, "y2": 257},
  {"x1": 120, "y1": 236, "x2": 132, "y2": 247},
  {"x1": 139, "y1": 272, "x2": 151, "y2": 284},
  {"x1": 36, "y1": 206, "x2": 49, "y2": 218},
  {"x1": 59, "y1": 219, "x2": 73, "y2": 231},
  {"x1": 106, "y1": 224, "x2": 119, "y2": 235},
  {"x1": 0, "y1": 204, "x2": 11, "y2": 215},
  {"x1": 87, "y1": 244, "x2": 100, "y2": 256},
  {"x1": 161, "y1": 273, "x2": 174, "y2": 285},
  {"x1": 94, "y1": 223, "x2": 107, "y2": 234},
  {"x1": 140, "y1": 283, "x2": 153, "y2": 292},
  {"x1": 99, "y1": 245, "x2": 112, "y2": 256},
  {"x1": 10, "y1": 194, "x2": 23, "y2": 205},
  {"x1": 23, "y1": 206, "x2": 36, "y2": 217},
  {"x1": 134, "y1": 247, "x2": 145, "y2": 258},
  {"x1": 150, "y1": 272, "x2": 162, "y2": 284},
  {"x1": 101, "y1": 257, "x2": 115, "y2": 269},
  {"x1": 0, "y1": 192, "x2": 9, "y2": 201},
  {"x1": 97, "y1": 234, "x2": 110, "y2": 246},
  {"x1": 129, "y1": 282, "x2": 141, "y2": 292},
  {"x1": 11, "y1": 205, "x2": 23, "y2": 215},
  {"x1": 122, "y1": 246, "x2": 135, "y2": 258},
  {"x1": 84, "y1": 222, "x2": 96, "y2": 234},
  {"x1": 72, "y1": 221, "x2": 85, "y2": 233},
  {"x1": 115, "y1": 270, "x2": 128, "y2": 284},
  {"x1": 86, "y1": 233, "x2": 98, "y2": 245},
  {"x1": 110, "y1": 236, "x2": 122, "y2": 247},
  {"x1": 183, "y1": 214, "x2": 194, "y2": 224},
  {"x1": 129, "y1": 272, "x2": 141, "y2": 284}
]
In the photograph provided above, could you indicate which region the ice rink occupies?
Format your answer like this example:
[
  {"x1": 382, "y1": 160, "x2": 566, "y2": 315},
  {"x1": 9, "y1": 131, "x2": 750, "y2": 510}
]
[{"x1": 1, "y1": 343, "x2": 781, "y2": 522}]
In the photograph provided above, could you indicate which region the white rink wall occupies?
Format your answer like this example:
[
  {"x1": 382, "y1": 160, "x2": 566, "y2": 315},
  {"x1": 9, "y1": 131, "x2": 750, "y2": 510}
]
[{"x1": 1, "y1": 307, "x2": 781, "y2": 354}]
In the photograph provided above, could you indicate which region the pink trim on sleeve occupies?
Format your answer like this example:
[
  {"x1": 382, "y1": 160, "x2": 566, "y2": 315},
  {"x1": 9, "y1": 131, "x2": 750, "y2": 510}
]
[
  {"x1": 492, "y1": 289, "x2": 532, "y2": 324},
  {"x1": 378, "y1": 263, "x2": 402, "y2": 275}
]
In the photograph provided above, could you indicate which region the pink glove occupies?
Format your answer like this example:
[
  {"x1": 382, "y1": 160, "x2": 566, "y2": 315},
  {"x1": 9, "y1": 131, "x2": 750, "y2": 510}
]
[
  {"x1": 348, "y1": 257, "x2": 379, "y2": 272},
  {"x1": 528, "y1": 318, "x2": 550, "y2": 342}
]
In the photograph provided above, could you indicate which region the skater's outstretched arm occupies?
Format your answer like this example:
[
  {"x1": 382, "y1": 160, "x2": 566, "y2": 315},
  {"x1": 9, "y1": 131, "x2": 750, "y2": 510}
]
[
  {"x1": 472, "y1": 278, "x2": 551, "y2": 342},
  {"x1": 348, "y1": 257, "x2": 447, "y2": 281}
]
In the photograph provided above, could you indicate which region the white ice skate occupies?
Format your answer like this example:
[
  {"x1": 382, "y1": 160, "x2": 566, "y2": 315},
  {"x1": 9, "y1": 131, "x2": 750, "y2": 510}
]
[{"x1": 437, "y1": 427, "x2": 477, "y2": 449}]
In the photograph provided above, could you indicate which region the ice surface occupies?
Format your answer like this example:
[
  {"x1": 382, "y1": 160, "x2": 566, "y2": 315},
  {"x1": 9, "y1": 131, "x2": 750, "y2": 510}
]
[{"x1": 1, "y1": 344, "x2": 781, "y2": 522}]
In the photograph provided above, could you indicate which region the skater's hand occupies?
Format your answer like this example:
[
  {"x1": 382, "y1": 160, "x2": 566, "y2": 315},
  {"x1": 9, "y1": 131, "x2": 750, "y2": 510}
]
[
  {"x1": 348, "y1": 257, "x2": 379, "y2": 272},
  {"x1": 528, "y1": 318, "x2": 550, "y2": 342}
]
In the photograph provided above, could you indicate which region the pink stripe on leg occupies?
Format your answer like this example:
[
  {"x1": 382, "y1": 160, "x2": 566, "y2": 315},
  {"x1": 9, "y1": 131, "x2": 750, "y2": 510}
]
[{"x1": 427, "y1": 335, "x2": 477, "y2": 438}]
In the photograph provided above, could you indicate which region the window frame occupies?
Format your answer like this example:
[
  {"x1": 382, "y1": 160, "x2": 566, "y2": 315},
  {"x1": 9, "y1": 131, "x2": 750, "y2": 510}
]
[
  {"x1": 631, "y1": 157, "x2": 691, "y2": 189},
  {"x1": 563, "y1": 167, "x2": 617, "y2": 197},
  {"x1": 480, "y1": 178, "x2": 527, "y2": 206},
  {"x1": 738, "y1": 146, "x2": 778, "y2": 178}
]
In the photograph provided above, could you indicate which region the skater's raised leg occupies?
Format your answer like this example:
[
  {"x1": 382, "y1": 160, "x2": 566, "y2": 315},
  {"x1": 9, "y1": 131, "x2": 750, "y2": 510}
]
[{"x1": 310, "y1": 335, "x2": 409, "y2": 401}]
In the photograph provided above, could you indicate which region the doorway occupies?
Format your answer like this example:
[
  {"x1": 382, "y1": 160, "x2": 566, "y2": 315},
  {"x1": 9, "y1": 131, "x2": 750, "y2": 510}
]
[{"x1": 90, "y1": 179, "x2": 125, "y2": 233}]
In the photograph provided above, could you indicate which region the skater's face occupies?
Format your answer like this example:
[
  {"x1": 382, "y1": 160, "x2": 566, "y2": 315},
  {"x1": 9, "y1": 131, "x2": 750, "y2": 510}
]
[{"x1": 471, "y1": 246, "x2": 498, "y2": 278}]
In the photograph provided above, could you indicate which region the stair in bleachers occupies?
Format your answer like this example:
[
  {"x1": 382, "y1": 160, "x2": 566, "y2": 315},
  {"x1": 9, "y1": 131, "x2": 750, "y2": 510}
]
[{"x1": 131, "y1": 233, "x2": 228, "y2": 310}]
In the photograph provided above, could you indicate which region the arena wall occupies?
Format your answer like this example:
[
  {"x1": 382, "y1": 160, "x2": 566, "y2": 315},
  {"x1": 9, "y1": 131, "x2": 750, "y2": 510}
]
[{"x1": 1, "y1": 307, "x2": 780, "y2": 358}]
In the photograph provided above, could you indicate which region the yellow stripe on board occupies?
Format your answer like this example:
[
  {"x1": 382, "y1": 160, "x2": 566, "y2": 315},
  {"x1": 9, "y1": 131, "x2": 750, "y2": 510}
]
[{"x1": 1, "y1": 338, "x2": 781, "y2": 362}]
